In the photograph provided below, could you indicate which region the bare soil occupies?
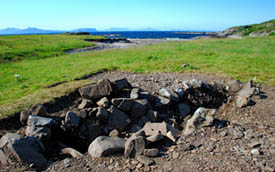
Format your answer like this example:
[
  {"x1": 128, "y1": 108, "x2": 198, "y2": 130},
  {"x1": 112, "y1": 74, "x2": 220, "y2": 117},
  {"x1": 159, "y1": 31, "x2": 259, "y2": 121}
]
[{"x1": 0, "y1": 71, "x2": 274, "y2": 172}]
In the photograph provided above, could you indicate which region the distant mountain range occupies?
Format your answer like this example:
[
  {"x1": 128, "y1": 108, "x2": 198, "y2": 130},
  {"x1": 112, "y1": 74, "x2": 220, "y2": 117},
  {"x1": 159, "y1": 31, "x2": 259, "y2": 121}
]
[{"x1": 0, "y1": 27, "x2": 98, "y2": 35}]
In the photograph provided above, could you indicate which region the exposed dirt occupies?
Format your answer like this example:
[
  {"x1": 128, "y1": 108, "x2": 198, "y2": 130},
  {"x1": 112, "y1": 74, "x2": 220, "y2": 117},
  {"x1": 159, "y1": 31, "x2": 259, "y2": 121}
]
[{"x1": 0, "y1": 71, "x2": 274, "y2": 172}]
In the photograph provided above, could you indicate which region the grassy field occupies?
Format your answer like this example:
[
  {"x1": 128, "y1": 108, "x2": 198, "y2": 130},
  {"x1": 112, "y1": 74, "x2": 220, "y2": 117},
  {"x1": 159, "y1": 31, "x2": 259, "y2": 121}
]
[
  {"x1": 0, "y1": 34, "x2": 103, "y2": 63},
  {"x1": 0, "y1": 35, "x2": 275, "y2": 116}
]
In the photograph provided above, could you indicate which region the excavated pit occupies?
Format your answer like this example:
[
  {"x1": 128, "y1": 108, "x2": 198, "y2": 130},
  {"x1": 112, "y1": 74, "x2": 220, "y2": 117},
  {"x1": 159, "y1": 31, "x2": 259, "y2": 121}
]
[
  {"x1": 26, "y1": 78, "x2": 229, "y2": 156},
  {"x1": 1, "y1": 72, "x2": 261, "y2": 170}
]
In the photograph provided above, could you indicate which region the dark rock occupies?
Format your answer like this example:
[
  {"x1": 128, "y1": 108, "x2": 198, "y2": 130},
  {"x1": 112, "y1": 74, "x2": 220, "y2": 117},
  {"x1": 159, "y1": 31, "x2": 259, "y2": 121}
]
[
  {"x1": 111, "y1": 98, "x2": 133, "y2": 111},
  {"x1": 65, "y1": 111, "x2": 80, "y2": 129},
  {"x1": 79, "y1": 79, "x2": 113, "y2": 100},
  {"x1": 177, "y1": 103, "x2": 190, "y2": 118},
  {"x1": 88, "y1": 136, "x2": 125, "y2": 157},
  {"x1": 108, "y1": 106, "x2": 131, "y2": 131},
  {"x1": 146, "y1": 110, "x2": 158, "y2": 122},
  {"x1": 140, "y1": 116, "x2": 150, "y2": 124},
  {"x1": 96, "y1": 107, "x2": 109, "y2": 121},
  {"x1": 25, "y1": 115, "x2": 56, "y2": 141},
  {"x1": 131, "y1": 99, "x2": 151, "y2": 118},
  {"x1": 78, "y1": 109, "x2": 87, "y2": 119},
  {"x1": 124, "y1": 135, "x2": 146, "y2": 158},
  {"x1": 96, "y1": 97, "x2": 109, "y2": 108},
  {"x1": 143, "y1": 148, "x2": 159, "y2": 157},
  {"x1": 3, "y1": 137, "x2": 49, "y2": 169},
  {"x1": 78, "y1": 99, "x2": 93, "y2": 109},
  {"x1": 113, "y1": 78, "x2": 132, "y2": 91}
]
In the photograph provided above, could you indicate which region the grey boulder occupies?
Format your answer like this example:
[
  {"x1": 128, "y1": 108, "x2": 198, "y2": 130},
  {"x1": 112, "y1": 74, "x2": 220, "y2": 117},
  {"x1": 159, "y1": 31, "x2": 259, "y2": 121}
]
[
  {"x1": 184, "y1": 107, "x2": 216, "y2": 136},
  {"x1": 88, "y1": 136, "x2": 125, "y2": 157},
  {"x1": 108, "y1": 106, "x2": 131, "y2": 131},
  {"x1": 79, "y1": 79, "x2": 113, "y2": 100}
]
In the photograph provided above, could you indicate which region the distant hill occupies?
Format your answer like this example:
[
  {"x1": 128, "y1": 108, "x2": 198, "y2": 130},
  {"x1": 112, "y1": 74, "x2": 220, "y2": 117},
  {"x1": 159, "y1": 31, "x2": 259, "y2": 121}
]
[
  {"x1": 217, "y1": 19, "x2": 275, "y2": 37},
  {"x1": 0, "y1": 27, "x2": 98, "y2": 35},
  {"x1": 104, "y1": 28, "x2": 130, "y2": 31},
  {"x1": 71, "y1": 28, "x2": 97, "y2": 32},
  {"x1": 0, "y1": 27, "x2": 65, "y2": 35}
]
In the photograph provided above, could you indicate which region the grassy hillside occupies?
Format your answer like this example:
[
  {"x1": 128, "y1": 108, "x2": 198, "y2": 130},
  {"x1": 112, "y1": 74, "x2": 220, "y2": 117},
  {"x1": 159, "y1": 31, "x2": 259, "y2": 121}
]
[
  {"x1": 0, "y1": 34, "x2": 103, "y2": 63},
  {"x1": 0, "y1": 35, "x2": 274, "y2": 116},
  {"x1": 224, "y1": 19, "x2": 275, "y2": 36}
]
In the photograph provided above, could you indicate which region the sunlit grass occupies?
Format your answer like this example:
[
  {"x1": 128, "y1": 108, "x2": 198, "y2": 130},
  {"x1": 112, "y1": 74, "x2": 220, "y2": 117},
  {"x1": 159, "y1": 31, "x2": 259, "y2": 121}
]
[{"x1": 0, "y1": 36, "x2": 274, "y2": 116}]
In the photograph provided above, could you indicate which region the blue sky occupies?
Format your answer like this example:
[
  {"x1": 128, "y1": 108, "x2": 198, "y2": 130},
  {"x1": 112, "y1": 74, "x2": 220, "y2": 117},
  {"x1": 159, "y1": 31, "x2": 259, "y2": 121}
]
[{"x1": 0, "y1": 0, "x2": 274, "y2": 31}]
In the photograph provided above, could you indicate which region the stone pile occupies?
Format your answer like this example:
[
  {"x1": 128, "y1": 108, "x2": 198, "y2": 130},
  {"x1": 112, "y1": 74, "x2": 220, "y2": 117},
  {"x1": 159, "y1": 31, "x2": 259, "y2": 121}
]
[{"x1": 0, "y1": 77, "x2": 259, "y2": 170}]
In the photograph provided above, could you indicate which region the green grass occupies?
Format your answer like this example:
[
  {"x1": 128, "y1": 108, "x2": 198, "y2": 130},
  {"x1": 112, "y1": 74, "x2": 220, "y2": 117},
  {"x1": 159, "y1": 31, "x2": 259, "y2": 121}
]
[
  {"x1": 0, "y1": 34, "x2": 103, "y2": 63},
  {"x1": 0, "y1": 36, "x2": 275, "y2": 116},
  {"x1": 229, "y1": 19, "x2": 275, "y2": 36}
]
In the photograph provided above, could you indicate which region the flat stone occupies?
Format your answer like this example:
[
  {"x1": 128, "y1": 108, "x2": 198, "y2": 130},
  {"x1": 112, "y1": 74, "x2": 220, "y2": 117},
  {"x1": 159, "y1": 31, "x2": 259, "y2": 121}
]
[
  {"x1": 177, "y1": 103, "x2": 190, "y2": 118},
  {"x1": 172, "y1": 152, "x2": 180, "y2": 159},
  {"x1": 137, "y1": 155, "x2": 154, "y2": 166},
  {"x1": 143, "y1": 148, "x2": 159, "y2": 157},
  {"x1": 0, "y1": 149, "x2": 7, "y2": 165},
  {"x1": 96, "y1": 97, "x2": 109, "y2": 108},
  {"x1": 27, "y1": 115, "x2": 55, "y2": 127},
  {"x1": 236, "y1": 96, "x2": 250, "y2": 108},
  {"x1": 0, "y1": 133, "x2": 20, "y2": 148},
  {"x1": 183, "y1": 107, "x2": 216, "y2": 136},
  {"x1": 227, "y1": 80, "x2": 242, "y2": 92},
  {"x1": 96, "y1": 107, "x2": 109, "y2": 121},
  {"x1": 124, "y1": 135, "x2": 146, "y2": 158},
  {"x1": 146, "y1": 132, "x2": 163, "y2": 142},
  {"x1": 108, "y1": 106, "x2": 131, "y2": 131},
  {"x1": 79, "y1": 79, "x2": 113, "y2": 100},
  {"x1": 111, "y1": 98, "x2": 133, "y2": 111},
  {"x1": 142, "y1": 122, "x2": 181, "y2": 137},
  {"x1": 131, "y1": 99, "x2": 151, "y2": 118},
  {"x1": 88, "y1": 136, "x2": 125, "y2": 157},
  {"x1": 21, "y1": 104, "x2": 47, "y2": 125},
  {"x1": 230, "y1": 128, "x2": 244, "y2": 140}
]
